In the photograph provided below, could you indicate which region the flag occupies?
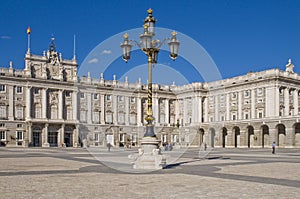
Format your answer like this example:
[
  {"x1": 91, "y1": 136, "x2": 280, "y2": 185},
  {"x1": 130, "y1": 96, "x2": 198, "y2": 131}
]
[{"x1": 27, "y1": 27, "x2": 31, "y2": 34}]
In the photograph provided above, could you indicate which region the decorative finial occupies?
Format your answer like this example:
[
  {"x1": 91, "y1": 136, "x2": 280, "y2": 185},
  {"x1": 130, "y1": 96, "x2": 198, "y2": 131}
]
[
  {"x1": 171, "y1": 31, "x2": 177, "y2": 36},
  {"x1": 288, "y1": 58, "x2": 292, "y2": 64},
  {"x1": 123, "y1": 33, "x2": 129, "y2": 39},
  {"x1": 9, "y1": 61, "x2": 13, "y2": 68},
  {"x1": 147, "y1": 8, "x2": 153, "y2": 14}
]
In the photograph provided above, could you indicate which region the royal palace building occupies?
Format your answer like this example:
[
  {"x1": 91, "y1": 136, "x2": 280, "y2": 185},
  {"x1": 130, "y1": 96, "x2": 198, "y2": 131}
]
[{"x1": 0, "y1": 39, "x2": 300, "y2": 148}]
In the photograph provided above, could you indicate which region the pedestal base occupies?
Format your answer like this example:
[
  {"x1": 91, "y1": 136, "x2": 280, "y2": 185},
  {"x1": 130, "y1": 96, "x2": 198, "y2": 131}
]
[
  {"x1": 130, "y1": 137, "x2": 166, "y2": 170},
  {"x1": 42, "y1": 143, "x2": 50, "y2": 147}
]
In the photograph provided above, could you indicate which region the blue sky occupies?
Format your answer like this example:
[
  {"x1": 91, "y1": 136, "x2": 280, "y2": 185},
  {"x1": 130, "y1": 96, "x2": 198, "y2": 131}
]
[{"x1": 1, "y1": 0, "x2": 300, "y2": 84}]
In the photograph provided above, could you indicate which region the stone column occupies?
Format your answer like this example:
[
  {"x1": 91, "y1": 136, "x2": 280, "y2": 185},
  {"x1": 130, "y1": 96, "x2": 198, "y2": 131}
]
[
  {"x1": 100, "y1": 94, "x2": 105, "y2": 124},
  {"x1": 285, "y1": 127, "x2": 294, "y2": 147},
  {"x1": 192, "y1": 97, "x2": 197, "y2": 123},
  {"x1": 87, "y1": 92, "x2": 92, "y2": 124},
  {"x1": 215, "y1": 95, "x2": 219, "y2": 122},
  {"x1": 284, "y1": 88, "x2": 289, "y2": 116},
  {"x1": 42, "y1": 88, "x2": 47, "y2": 119},
  {"x1": 204, "y1": 97, "x2": 208, "y2": 122},
  {"x1": 27, "y1": 123, "x2": 32, "y2": 147},
  {"x1": 269, "y1": 128, "x2": 277, "y2": 146},
  {"x1": 125, "y1": 96, "x2": 129, "y2": 125},
  {"x1": 198, "y1": 96, "x2": 202, "y2": 123},
  {"x1": 73, "y1": 124, "x2": 80, "y2": 147},
  {"x1": 226, "y1": 129, "x2": 233, "y2": 147},
  {"x1": 226, "y1": 93, "x2": 230, "y2": 121},
  {"x1": 183, "y1": 98, "x2": 187, "y2": 125},
  {"x1": 165, "y1": 98, "x2": 169, "y2": 125},
  {"x1": 238, "y1": 91, "x2": 242, "y2": 120},
  {"x1": 175, "y1": 99, "x2": 180, "y2": 123},
  {"x1": 25, "y1": 87, "x2": 31, "y2": 119},
  {"x1": 137, "y1": 95, "x2": 142, "y2": 126},
  {"x1": 275, "y1": 86, "x2": 280, "y2": 116},
  {"x1": 61, "y1": 124, "x2": 65, "y2": 147},
  {"x1": 72, "y1": 91, "x2": 78, "y2": 121},
  {"x1": 8, "y1": 85, "x2": 14, "y2": 120},
  {"x1": 113, "y1": 95, "x2": 118, "y2": 124},
  {"x1": 42, "y1": 123, "x2": 49, "y2": 147},
  {"x1": 293, "y1": 89, "x2": 298, "y2": 116},
  {"x1": 153, "y1": 96, "x2": 159, "y2": 125},
  {"x1": 58, "y1": 90, "x2": 63, "y2": 119},
  {"x1": 251, "y1": 88, "x2": 256, "y2": 119}
]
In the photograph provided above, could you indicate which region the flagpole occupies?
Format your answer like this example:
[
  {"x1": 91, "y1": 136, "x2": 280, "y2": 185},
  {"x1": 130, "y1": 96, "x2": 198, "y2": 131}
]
[{"x1": 27, "y1": 27, "x2": 31, "y2": 54}]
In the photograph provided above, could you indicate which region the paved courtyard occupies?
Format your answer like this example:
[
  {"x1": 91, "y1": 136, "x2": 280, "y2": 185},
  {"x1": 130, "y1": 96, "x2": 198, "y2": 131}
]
[{"x1": 0, "y1": 147, "x2": 299, "y2": 199}]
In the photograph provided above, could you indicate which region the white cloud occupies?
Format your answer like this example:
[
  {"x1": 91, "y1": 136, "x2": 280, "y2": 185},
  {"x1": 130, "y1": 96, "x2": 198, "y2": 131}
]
[
  {"x1": 101, "y1": 49, "x2": 112, "y2": 54},
  {"x1": 0, "y1": 36, "x2": 11, "y2": 39},
  {"x1": 88, "y1": 58, "x2": 99, "y2": 64}
]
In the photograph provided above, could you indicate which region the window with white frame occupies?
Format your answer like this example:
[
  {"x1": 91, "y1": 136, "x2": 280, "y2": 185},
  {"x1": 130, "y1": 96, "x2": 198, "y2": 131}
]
[
  {"x1": 106, "y1": 95, "x2": 111, "y2": 101},
  {"x1": 232, "y1": 92, "x2": 237, "y2": 99},
  {"x1": 244, "y1": 90, "x2": 250, "y2": 98},
  {"x1": 34, "y1": 104, "x2": 41, "y2": 118},
  {"x1": 130, "y1": 113, "x2": 136, "y2": 124},
  {"x1": 16, "y1": 131, "x2": 23, "y2": 140},
  {"x1": 15, "y1": 106, "x2": 24, "y2": 119},
  {"x1": 258, "y1": 111, "x2": 263, "y2": 118},
  {"x1": 80, "y1": 93, "x2": 85, "y2": 98},
  {"x1": 245, "y1": 113, "x2": 249, "y2": 120},
  {"x1": 66, "y1": 106, "x2": 72, "y2": 120},
  {"x1": 50, "y1": 105, "x2": 58, "y2": 119},
  {"x1": 93, "y1": 111, "x2": 100, "y2": 123},
  {"x1": 94, "y1": 94, "x2": 98, "y2": 100},
  {"x1": 17, "y1": 124, "x2": 22, "y2": 128},
  {"x1": 16, "y1": 86, "x2": 23, "y2": 94},
  {"x1": 65, "y1": 91, "x2": 71, "y2": 97},
  {"x1": 0, "y1": 85, "x2": 6, "y2": 92},
  {"x1": 0, "y1": 131, "x2": 6, "y2": 140},
  {"x1": 94, "y1": 133, "x2": 99, "y2": 141},
  {"x1": 80, "y1": 110, "x2": 87, "y2": 122},
  {"x1": 119, "y1": 134, "x2": 125, "y2": 142},
  {"x1": 106, "y1": 112, "x2": 113, "y2": 123},
  {"x1": 257, "y1": 88, "x2": 263, "y2": 96},
  {"x1": 232, "y1": 114, "x2": 237, "y2": 120},
  {"x1": 0, "y1": 106, "x2": 7, "y2": 119},
  {"x1": 130, "y1": 97, "x2": 135, "y2": 103},
  {"x1": 0, "y1": 123, "x2": 5, "y2": 127}
]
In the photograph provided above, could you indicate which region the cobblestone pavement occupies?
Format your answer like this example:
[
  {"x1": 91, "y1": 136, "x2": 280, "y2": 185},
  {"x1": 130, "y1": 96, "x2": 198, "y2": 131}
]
[{"x1": 0, "y1": 147, "x2": 299, "y2": 199}]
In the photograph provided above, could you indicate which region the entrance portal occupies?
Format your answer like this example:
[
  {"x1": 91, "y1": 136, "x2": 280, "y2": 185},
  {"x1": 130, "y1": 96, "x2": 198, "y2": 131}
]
[
  {"x1": 64, "y1": 133, "x2": 73, "y2": 147},
  {"x1": 48, "y1": 132, "x2": 58, "y2": 147},
  {"x1": 32, "y1": 132, "x2": 42, "y2": 147}
]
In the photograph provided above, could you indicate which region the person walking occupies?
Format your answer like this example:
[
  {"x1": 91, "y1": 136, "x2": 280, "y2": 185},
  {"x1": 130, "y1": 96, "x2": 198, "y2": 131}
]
[{"x1": 272, "y1": 142, "x2": 276, "y2": 154}]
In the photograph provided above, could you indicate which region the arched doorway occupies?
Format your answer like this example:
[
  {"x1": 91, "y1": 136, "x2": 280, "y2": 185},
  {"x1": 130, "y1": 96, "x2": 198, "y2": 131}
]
[
  {"x1": 105, "y1": 128, "x2": 114, "y2": 146},
  {"x1": 294, "y1": 123, "x2": 300, "y2": 147},
  {"x1": 261, "y1": 125, "x2": 269, "y2": 148},
  {"x1": 209, "y1": 128, "x2": 215, "y2": 148},
  {"x1": 277, "y1": 124, "x2": 286, "y2": 147},
  {"x1": 199, "y1": 128, "x2": 205, "y2": 147},
  {"x1": 222, "y1": 127, "x2": 227, "y2": 148},
  {"x1": 247, "y1": 126, "x2": 254, "y2": 148},
  {"x1": 233, "y1": 126, "x2": 240, "y2": 148}
]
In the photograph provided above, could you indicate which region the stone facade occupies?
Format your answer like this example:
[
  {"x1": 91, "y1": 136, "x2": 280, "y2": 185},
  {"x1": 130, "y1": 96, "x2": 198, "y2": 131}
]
[{"x1": 0, "y1": 40, "x2": 299, "y2": 148}]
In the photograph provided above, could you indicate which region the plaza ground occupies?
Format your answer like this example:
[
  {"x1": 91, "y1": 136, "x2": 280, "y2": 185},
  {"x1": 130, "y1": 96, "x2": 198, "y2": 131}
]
[{"x1": 0, "y1": 147, "x2": 299, "y2": 198}]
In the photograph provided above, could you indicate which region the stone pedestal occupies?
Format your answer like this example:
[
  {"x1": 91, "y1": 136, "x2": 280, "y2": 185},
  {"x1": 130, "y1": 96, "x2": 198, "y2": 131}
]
[
  {"x1": 42, "y1": 143, "x2": 50, "y2": 147},
  {"x1": 131, "y1": 137, "x2": 166, "y2": 170}
]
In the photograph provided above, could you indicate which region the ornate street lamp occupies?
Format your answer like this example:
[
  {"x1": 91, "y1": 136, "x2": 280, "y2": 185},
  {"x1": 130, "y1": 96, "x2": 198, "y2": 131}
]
[{"x1": 120, "y1": 8, "x2": 180, "y2": 138}]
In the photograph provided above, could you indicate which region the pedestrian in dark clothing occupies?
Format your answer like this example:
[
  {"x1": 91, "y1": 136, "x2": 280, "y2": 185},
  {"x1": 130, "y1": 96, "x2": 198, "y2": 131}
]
[{"x1": 272, "y1": 142, "x2": 276, "y2": 154}]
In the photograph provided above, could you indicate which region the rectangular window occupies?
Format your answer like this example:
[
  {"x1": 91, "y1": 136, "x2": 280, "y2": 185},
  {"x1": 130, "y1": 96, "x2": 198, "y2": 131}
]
[
  {"x1": 0, "y1": 106, "x2": 7, "y2": 119},
  {"x1": 0, "y1": 123, "x2": 5, "y2": 127},
  {"x1": 94, "y1": 133, "x2": 99, "y2": 141},
  {"x1": 258, "y1": 112, "x2": 263, "y2": 118},
  {"x1": 17, "y1": 124, "x2": 22, "y2": 128},
  {"x1": 245, "y1": 113, "x2": 249, "y2": 120},
  {"x1": 16, "y1": 106, "x2": 24, "y2": 120},
  {"x1": 65, "y1": 91, "x2": 71, "y2": 97},
  {"x1": 0, "y1": 131, "x2": 6, "y2": 140},
  {"x1": 93, "y1": 111, "x2": 100, "y2": 123},
  {"x1": 94, "y1": 94, "x2": 98, "y2": 100},
  {"x1": 130, "y1": 97, "x2": 135, "y2": 103},
  {"x1": 232, "y1": 115, "x2": 236, "y2": 120},
  {"x1": 16, "y1": 86, "x2": 23, "y2": 93},
  {"x1": 244, "y1": 90, "x2": 250, "y2": 98},
  {"x1": 119, "y1": 96, "x2": 124, "y2": 101},
  {"x1": 16, "y1": 131, "x2": 23, "y2": 140},
  {"x1": 34, "y1": 88, "x2": 40, "y2": 94},
  {"x1": 106, "y1": 95, "x2": 111, "y2": 101},
  {"x1": 257, "y1": 88, "x2": 263, "y2": 96},
  {"x1": 232, "y1": 92, "x2": 237, "y2": 99},
  {"x1": 0, "y1": 85, "x2": 6, "y2": 92},
  {"x1": 80, "y1": 93, "x2": 85, "y2": 98}
]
